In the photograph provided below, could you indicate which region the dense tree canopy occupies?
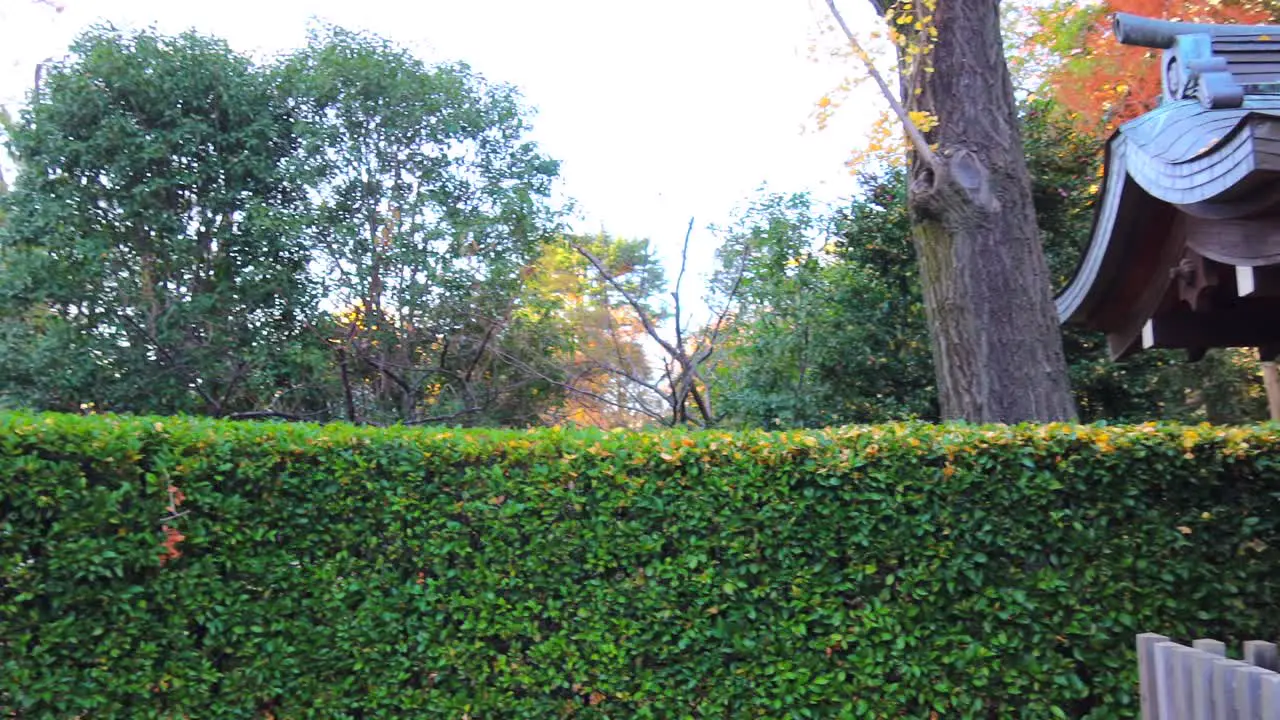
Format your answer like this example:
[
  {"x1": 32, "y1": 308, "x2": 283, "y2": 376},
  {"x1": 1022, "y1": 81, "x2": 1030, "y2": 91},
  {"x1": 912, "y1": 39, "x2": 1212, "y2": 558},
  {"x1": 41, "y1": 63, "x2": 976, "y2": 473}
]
[
  {"x1": 278, "y1": 26, "x2": 563, "y2": 425},
  {"x1": 0, "y1": 28, "x2": 321, "y2": 416},
  {"x1": 0, "y1": 26, "x2": 566, "y2": 425},
  {"x1": 709, "y1": 185, "x2": 934, "y2": 428}
]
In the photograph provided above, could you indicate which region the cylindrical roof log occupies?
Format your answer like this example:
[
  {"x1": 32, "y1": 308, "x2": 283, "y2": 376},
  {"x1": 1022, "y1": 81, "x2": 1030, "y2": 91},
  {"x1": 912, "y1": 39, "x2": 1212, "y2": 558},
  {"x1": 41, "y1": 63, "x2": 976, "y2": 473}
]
[{"x1": 1113, "y1": 12, "x2": 1280, "y2": 49}]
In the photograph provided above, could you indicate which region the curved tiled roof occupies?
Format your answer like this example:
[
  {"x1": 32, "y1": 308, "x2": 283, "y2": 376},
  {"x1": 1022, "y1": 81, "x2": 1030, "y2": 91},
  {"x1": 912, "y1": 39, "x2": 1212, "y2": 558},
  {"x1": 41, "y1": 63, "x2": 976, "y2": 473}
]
[{"x1": 1055, "y1": 96, "x2": 1280, "y2": 326}]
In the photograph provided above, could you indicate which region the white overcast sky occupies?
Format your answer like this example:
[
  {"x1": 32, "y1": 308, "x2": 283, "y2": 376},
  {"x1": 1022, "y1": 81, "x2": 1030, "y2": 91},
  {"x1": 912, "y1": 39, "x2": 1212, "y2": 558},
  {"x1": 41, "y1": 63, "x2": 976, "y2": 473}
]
[{"x1": 0, "y1": 0, "x2": 883, "y2": 301}]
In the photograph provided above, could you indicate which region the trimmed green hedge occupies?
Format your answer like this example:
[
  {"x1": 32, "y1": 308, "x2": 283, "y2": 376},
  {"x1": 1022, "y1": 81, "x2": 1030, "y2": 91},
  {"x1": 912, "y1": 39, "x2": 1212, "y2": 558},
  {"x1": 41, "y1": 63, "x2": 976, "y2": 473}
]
[{"x1": 2, "y1": 413, "x2": 1279, "y2": 718}]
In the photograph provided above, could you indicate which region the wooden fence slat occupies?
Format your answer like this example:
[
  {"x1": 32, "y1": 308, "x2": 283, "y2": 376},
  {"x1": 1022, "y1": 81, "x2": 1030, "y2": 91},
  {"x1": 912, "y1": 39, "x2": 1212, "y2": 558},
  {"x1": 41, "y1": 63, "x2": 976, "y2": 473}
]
[
  {"x1": 1239, "y1": 666, "x2": 1269, "y2": 720},
  {"x1": 1216, "y1": 658, "x2": 1249, "y2": 720},
  {"x1": 1157, "y1": 642, "x2": 1183, "y2": 720},
  {"x1": 1140, "y1": 636, "x2": 1280, "y2": 719},
  {"x1": 1176, "y1": 645, "x2": 1204, "y2": 720},
  {"x1": 1198, "y1": 640, "x2": 1229, "y2": 657},
  {"x1": 1259, "y1": 673, "x2": 1280, "y2": 719},
  {"x1": 1246, "y1": 642, "x2": 1279, "y2": 672},
  {"x1": 1197, "y1": 649, "x2": 1223, "y2": 718},
  {"x1": 1144, "y1": 634, "x2": 1174, "y2": 720}
]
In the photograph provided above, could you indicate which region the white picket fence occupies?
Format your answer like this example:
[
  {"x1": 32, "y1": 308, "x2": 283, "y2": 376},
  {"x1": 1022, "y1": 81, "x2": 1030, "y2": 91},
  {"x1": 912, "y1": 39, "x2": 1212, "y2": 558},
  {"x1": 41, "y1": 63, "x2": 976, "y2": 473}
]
[{"x1": 1138, "y1": 634, "x2": 1280, "y2": 720}]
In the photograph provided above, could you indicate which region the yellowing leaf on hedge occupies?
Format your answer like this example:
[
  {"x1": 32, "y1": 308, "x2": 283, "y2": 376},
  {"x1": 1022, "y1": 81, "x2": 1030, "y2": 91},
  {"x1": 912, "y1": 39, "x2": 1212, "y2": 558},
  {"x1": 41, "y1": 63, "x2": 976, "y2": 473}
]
[{"x1": 1177, "y1": 526, "x2": 1192, "y2": 535}]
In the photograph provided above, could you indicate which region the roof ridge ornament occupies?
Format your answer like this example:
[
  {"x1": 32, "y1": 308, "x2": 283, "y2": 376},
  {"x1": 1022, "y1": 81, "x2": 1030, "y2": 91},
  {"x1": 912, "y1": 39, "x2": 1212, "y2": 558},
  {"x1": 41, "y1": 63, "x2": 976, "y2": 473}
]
[{"x1": 1113, "y1": 12, "x2": 1280, "y2": 109}]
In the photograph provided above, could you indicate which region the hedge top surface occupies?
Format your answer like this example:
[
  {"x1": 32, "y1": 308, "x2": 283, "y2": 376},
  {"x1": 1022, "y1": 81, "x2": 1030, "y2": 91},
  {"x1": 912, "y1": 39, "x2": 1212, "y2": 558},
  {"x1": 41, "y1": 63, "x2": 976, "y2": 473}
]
[{"x1": 2, "y1": 410, "x2": 1275, "y2": 462}]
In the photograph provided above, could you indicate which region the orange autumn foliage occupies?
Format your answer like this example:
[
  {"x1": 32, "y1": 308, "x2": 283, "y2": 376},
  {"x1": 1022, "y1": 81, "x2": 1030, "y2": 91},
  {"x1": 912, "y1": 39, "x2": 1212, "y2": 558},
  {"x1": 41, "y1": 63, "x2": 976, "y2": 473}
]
[
  {"x1": 1032, "y1": 0, "x2": 1274, "y2": 135},
  {"x1": 159, "y1": 483, "x2": 186, "y2": 566},
  {"x1": 159, "y1": 524, "x2": 185, "y2": 565}
]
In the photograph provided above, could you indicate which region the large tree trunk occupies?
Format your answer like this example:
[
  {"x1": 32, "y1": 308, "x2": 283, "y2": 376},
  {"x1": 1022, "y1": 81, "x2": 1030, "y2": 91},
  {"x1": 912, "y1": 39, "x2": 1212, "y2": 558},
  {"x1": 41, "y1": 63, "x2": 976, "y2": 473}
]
[
  {"x1": 895, "y1": 0, "x2": 1077, "y2": 422},
  {"x1": 1263, "y1": 360, "x2": 1280, "y2": 421}
]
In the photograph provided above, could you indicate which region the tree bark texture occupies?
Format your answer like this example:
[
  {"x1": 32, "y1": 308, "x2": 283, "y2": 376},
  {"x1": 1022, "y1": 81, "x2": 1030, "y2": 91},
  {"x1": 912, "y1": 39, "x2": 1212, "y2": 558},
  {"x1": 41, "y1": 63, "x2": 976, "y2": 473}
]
[
  {"x1": 898, "y1": 0, "x2": 1077, "y2": 422},
  {"x1": 1263, "y1": 360, "x2": 1280, "y2": 421}
]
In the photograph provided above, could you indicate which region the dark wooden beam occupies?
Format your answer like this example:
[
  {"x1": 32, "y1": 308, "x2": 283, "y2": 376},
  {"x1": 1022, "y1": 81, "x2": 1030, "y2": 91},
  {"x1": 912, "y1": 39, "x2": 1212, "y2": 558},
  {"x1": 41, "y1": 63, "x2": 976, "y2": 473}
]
[
  {"x1": 1185, "y1": 213, "x2": 1280, "y2": 266},
  {"x1": 1139, "y1": 301, "x2": 1280, "y2": 352}
]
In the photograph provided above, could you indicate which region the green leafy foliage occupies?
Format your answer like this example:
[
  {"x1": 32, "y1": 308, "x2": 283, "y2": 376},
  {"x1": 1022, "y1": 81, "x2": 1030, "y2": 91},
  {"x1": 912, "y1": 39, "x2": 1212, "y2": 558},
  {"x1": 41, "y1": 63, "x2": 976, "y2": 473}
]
[
  {"x1": 0, "y1": 26, "x2": 566, "y2": 426},
  {"x1": 277, "y1": 26, "x2": 564, "y2": 426},
  {"x1": 0, "y1": 28, "x2": 325, "y2": 417},
  {"x1": 4, "y1": 412, "x2": 1279, "y2": 717},
  {"x1": 711, "y1": 188, "x2": 935, "y2": 427}
]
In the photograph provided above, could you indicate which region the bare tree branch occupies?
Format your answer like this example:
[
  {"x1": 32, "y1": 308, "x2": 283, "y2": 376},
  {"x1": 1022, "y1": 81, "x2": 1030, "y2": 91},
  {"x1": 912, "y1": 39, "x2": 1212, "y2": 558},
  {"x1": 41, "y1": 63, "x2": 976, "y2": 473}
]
[
  {"x1": 360, "y1": 354, "x2": 413, "y2": 396},
  {"x1": 215, "y1": 360, "x2": 250, "y2": 414},
  {"x1": 493, "y1": 347, "x2": 670, "y2": 425},
  {"x1": 823, "y1": 0, "x2": 937, "y2": 167},
  {"x1": 597, "y1": 357, "x2": 666, "y2": 397},
  {"x1": 570, "y1": 240, "x2": 685, "y2": 361},
  {"x1": 570, "y1": 226, "x2": 738, "y2": 428},
  {"x1": 115, "y1": 311, "x2": 222, "y2": 413},
  {"x1": 464, "y1": 320, "x2": 500, "y2": 385},
  {"x1": 690, "y1": 383, "x2": 712, "y2": 424},
  {"x1": 335, "y1": 322, "x2": 360, "y2": 422},
  {"x1": 672, "y1": 217, "x2": 694, "y2": 350},
  {"x1": 705, "y1": 246, "x2": 747, "y2": 349}
]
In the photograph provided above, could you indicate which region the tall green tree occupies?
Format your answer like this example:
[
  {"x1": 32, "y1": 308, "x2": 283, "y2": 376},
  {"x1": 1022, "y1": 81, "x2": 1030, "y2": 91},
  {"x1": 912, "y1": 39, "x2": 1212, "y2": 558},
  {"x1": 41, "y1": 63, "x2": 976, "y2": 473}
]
[
  {"x1": 0, "y1": 25, "x2": 569, "y2": 426},
  {"x1": 0, "y1": 27, "x2": 326, "y2": 416},
  {"x1": 710, "y1": 189, "x2": 934, "y2": 428},
  {"x1": 0, "y1": 108, "x2": 10, "y2": 218},
  {"x1": 278, "y1": 27, "x2": 563, "y2": 425}
]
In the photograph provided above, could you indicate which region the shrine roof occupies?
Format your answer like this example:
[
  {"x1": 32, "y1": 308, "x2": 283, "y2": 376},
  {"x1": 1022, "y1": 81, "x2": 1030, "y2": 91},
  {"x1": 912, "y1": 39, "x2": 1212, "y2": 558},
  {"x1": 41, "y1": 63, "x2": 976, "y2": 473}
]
[{"x1": 1055, "y1": 96, "x2": 1280, "y2": 328}]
